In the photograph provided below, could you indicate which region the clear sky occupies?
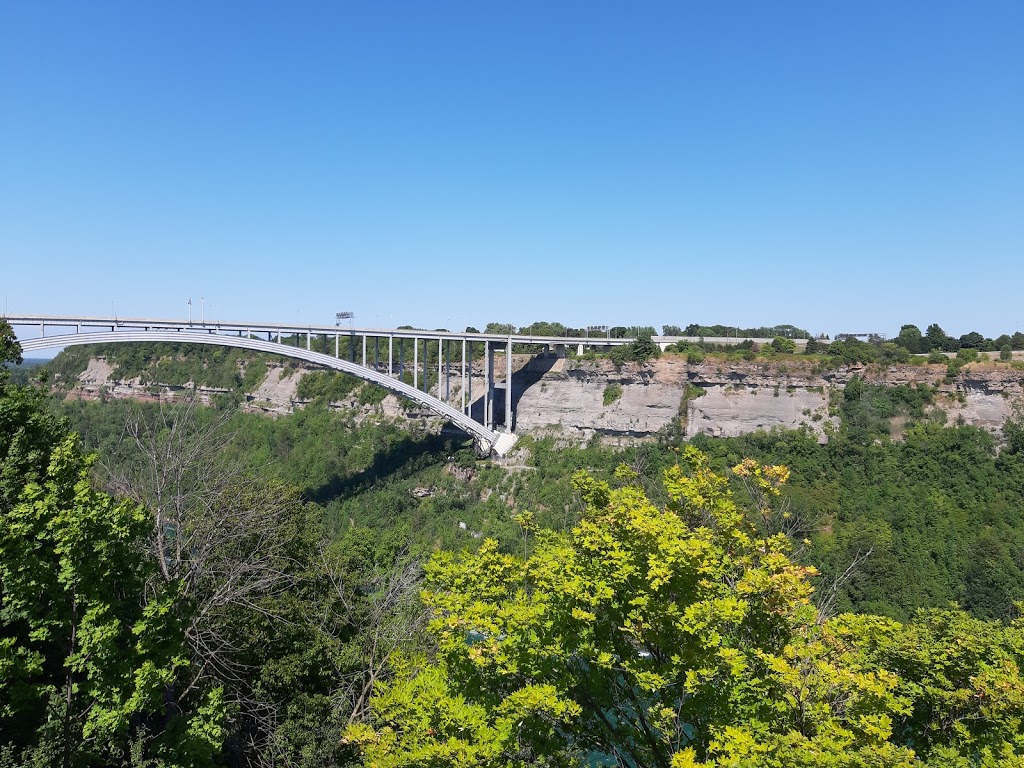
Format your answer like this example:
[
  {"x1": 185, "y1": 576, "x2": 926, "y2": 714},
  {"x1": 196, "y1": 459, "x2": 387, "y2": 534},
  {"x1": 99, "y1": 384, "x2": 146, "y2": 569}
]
[{"x1": 2, "y1": 2, "x2": 1022, "y2": 339}]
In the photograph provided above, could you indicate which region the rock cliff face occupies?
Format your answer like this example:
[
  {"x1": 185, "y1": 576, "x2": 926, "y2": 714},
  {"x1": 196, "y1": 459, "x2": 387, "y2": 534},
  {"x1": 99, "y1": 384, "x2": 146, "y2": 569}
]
[
  {"x1": 243, "y1": 365, "x2": 308, "y2": 414},
  {"x1": 65, "y1": 357, "x2": 309, "y2": 414},
  {"x1": 62, "y1": 353, "x2": 1024, "y2": 444},
  {"x1": 513, "y1": 357, "x2": 1024, "y2": 443}
]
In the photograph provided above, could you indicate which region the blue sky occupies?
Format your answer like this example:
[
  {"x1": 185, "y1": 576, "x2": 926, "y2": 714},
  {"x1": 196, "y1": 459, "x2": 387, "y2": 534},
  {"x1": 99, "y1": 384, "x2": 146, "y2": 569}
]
[{"x1": 2, "y1": 2, "x2": 1022, "y2": 339}]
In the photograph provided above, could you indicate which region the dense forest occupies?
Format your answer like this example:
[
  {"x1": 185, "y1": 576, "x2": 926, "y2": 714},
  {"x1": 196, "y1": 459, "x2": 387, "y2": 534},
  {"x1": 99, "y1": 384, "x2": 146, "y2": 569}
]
[{"x1": 3, "y1": 321, "x2": 1024, "y2": 766}]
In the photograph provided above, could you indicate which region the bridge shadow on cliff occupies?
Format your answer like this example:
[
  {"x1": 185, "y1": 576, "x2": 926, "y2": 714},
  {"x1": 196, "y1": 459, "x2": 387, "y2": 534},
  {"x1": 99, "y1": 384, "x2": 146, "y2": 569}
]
[
  {"x1": 468, "y1": 352, "x2": 560, "y2": 430},
  {"x1": 304, "y1": 430, "x2": 469, "y2": 505},
  {"x1": 308, "y1": 354, "x2": 559, "y2": 504}
]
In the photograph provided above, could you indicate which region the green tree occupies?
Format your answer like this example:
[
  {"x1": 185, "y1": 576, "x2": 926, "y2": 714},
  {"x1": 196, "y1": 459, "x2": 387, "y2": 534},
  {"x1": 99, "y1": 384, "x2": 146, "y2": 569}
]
[
  {"x1": 772, "y1": 336, "x2": 797, "y2": 354},
  {"x1": 518, "y1": 321, "x2": 567, "y2": 337},
  {"x1": 0, "y1": 328, "x2": 227, "y2": 765},
  {"x1": 0, "y1": 436, "x2": 226, "y2": 766},
  {"x1": 879, "y1": 341, "x2": 911, "y2": 364},
  {"x1": 894, "y1": 324, "x2": 923, "y2": 354},
  {"x1": 959, "y1": 331, "x2": 988, "y2": 350},
  {"x1": 610, "y1": 330, "x2": 662, "y2": 367},
  {"x1": 962, "y1": 530, "x2": 1024, "y2": 620},
  {"x1": 852, "y1": 608, "x2": 1024, "y2": 763},
  {"x1": 1004, "y1": 399, "x2": 1024, "y2": 454},
  {"x1": 0, "y1": 352, "x2": 68, "y2": 517},
  {"x1": 804, "y1": 337, "x2": 825, "y2": 355},
  {"x1": 0, "y1": 320, "x2": 22, "y2": 371},
  {"x1": 925, "y1": 323, "x2": 958, "y2": 352},
  {"x1": 956, "y1": 346, "x2": 979, "y2": 363},
  {"x1": 348, "y1": 451, "x2": 919, "y2": 766}
]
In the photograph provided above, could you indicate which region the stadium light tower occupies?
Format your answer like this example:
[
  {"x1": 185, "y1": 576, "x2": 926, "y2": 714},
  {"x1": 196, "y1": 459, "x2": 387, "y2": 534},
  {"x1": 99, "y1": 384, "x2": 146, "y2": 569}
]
[{"x1": 335, "y1": 311, "x2": 354, "y2": 327}]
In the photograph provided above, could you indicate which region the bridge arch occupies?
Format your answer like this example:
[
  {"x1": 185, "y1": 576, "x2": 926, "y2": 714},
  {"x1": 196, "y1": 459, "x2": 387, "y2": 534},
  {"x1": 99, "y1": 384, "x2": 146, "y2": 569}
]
[{"x1": 18, "y1": 331, "x2": 517, "y2": 456}]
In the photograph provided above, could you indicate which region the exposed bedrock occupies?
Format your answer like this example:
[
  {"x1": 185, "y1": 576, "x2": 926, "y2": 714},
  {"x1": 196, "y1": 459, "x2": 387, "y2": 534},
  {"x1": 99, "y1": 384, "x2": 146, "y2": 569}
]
[{"x1": 63, "y1": 353, "x2": 1024, "y2": 444}]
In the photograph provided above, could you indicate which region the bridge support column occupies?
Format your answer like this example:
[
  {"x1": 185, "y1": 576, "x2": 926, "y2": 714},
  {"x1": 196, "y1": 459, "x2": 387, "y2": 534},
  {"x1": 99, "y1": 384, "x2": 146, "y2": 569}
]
[
  {"x1": 388, "y1": 335, "x2": 394, "y2": 376},
  {"x1": 349, "y1": 335, "x2": 355, "y2": 363},
  {"x1": 444, "y1": 340, "x2": 450, "y2": 402},
  {"x1": 485, "y1": 342, "x2": 494, "y2": 430},
  {"x1": 462, "y1": 338, "x2": 469, "y2": 416},
  {"x1": 437, "y1": 339, "x2": 443, "y2": 398},
  {"x1": 577, "y1": 343, "x2": 584, "y2": 356},
  {"x1": 399, "y1": 339, "x2": 404, "y2": 378},
  {"x1": 362, "y1": 335, "x2": 367, "y2": 367},
  {"x1": 335, "y1": 334, "x2": 339, "y2": 357},
  {"x1": 413, "y1": 337, "x2": 418, "y2": 389},
  {"x1": 423, "y1": 338, "x2": 429, "y2": 393},
  {"x1": 482, "y1": 343, "x2": 488, "y2": 429},
  {"x1": 505, "y1": 338, "x2": 513, "y2": 433},
  {"x1": 306, "y1": 332, "x2": 311, "y2": 351}
]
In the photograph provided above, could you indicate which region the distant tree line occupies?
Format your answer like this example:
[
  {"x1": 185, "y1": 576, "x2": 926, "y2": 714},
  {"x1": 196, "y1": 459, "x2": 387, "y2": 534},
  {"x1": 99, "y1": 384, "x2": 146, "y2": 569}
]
[
  {"x1": 892, "y1": 323, "x2": 1024, "y2": 356},
  {"x1": 663, "y1": 323, "x2": 813, "y2": 339}
]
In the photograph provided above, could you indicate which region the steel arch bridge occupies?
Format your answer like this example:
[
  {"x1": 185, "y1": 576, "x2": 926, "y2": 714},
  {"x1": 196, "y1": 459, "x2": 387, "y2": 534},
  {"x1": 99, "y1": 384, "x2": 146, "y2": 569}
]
[{"x1": 16, "y1": 330, "x2": 518, "y2": 457}]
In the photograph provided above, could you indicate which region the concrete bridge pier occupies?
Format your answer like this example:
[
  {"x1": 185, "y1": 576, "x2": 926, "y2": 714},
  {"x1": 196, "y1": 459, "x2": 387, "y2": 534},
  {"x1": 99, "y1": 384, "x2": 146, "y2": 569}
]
[
  {"x1": 505, "y1": 337, "x2": 513, "y2": 433},
  {"x1": 438, "y1": 339, "x2": 443, "y2": 399},
  {"x1": 479, "y1": 339, "x2": 516, "y2": 433},
  {"x1": 462, "y1": 339, "x2": 468, "y2": 417},
  {"x1": 443, "y1": 339, "x2": 449, "y2": 401},
  {"x1": 484, "y1": 342, "x2": 495, "y2": 430},
  {"x1": 423, "y1": 338, "x2": 429, "y2": 394}
]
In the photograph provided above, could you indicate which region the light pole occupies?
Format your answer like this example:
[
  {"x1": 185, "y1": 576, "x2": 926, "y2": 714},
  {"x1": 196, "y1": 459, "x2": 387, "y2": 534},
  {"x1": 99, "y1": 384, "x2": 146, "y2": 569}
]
[
  {"x1": 188, "y1": 298, "x2": 192, "y2": 323},
  {"x1": 201, "y1": 297, "x2": 205, "y2": 324}
]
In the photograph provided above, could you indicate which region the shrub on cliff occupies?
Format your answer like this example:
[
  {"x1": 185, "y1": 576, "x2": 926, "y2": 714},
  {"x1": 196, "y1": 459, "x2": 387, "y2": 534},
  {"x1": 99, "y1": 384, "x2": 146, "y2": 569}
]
[
  {"x1": 610, "y1": 330, "x2": 661, "y2": 368},
  {"x1": 771, "y1": 335, "x2": 797, "y2": 353}
]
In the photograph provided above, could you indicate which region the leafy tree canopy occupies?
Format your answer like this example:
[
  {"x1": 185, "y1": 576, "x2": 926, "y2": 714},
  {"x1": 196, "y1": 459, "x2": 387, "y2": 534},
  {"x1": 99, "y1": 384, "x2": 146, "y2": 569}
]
[
  {"x1": 349, "y1": 449, "x2": 1024, "y2": 766},
  {"x1": 0, "y1": 320, "x2": 22, "y2": 370},
  {"x1": 0, "y1": 435, "x2": 225, "y2": 765},
  {"x1": 682, "y1": 323, "x2": 811, "y2": 339}
]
